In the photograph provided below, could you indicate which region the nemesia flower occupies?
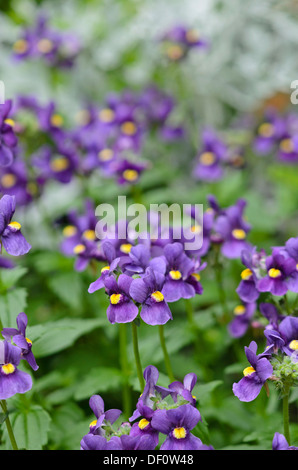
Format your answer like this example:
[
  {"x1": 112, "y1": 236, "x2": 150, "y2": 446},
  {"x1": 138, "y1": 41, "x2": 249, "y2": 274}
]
[
  {"x1": 0, "y1": 100, "x2": 18, "y2": 167},
  {"x1": 81, "y1": 434, "x2": 121, "y2": 450},
  {"x1": 2, "y1": 312, "x2": 38, "y2": 371},
  {"x1": 32, "y1": 142, "x2": 79, "y2": 185},
  {"x1": 264, "y1": 316, "x2": 298, "y2": 358},
  {"x1": 257, "y1": 252, "x2": 296, "y2": 297},
  {"x1": 119, "y1": 433, "x2": 156, "y2": 450},
  {"x1": 103, "y1": 274, "x2": 139, "y2": 324},
  {"x1": 129, "y1": 267, "x2": 173, "y2": 325},
  {"x1": 236, "y1": 248, "x2": 264, "y2": 303},
  {"x1": 161, "y1": 25, "x2": 208, "y2": 62},
  {"x1": 253, "y1": 109, "x2": 286, "y2": 155},
  {"x1": 213, "y1": 198, "x2": 251, "y2": 259},
  {"x1": 0, "y1": 159, "x2": 34, "y2": 206},
  {"x1": 111, "y1": 158, "x2": 148, "y2": 185},
  {"x1": 0, "y1": 340, "x2": 32, "y2": 399},
  {"x1": 168, "y1": 373, "x2": 198, "y2": 406},
  {"x1": 232, "y1": 341, "x2": 274, "y2": 402},
  {"x1": 272, "y1": 432, "x2": 298, "y2": 450},
  {"x1": 0, "y1": 194, "x2": 31, "y2": 256},
  {"x1": 150, "y1": 404, "x2": 208, "y2": 450},
  {"x1": 228, "y1": 302, "x2": 256, "y2": 338},
  {"x1": 86, "y1": 394, "x2": 122, "y2": 436},
  {"x1": 88, "y1": 241, "x2": 120, "y2": 293},
  {"x1": 156, "y1": 242, "x2": 205, "y2": 302},
  {"x1": 193, "y1": 128, "x2": 227, "y2": 182}
]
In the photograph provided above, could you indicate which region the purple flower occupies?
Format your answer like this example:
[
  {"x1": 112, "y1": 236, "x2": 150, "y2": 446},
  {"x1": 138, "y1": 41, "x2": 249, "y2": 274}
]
[
  {"x1": 272, "y1": 432, "x2": 298, "y2": 450},
  {"x1": 213, "y1": 198, "x2": 252, "y2": 259},
  {"x1": 87, "y1": 394, "x2": 122, "y2": 436},
  {"x1": 0, "y1": 195, "x2": 31, "y2": 256},
  {"x1": 2, "y1": 312, "x2": 38, "y2": 371},
  {"x1": 236, "y1": 248, "x2": 263, "y2": 303},
  {"x1": 284, "y1": 237, "x2": 298, "y2": 293},
  {"x1": 32, "y1": 142, "x2": 79, "y2": 185},
  {"x1": 81, "y1": 434, "x2": 121, "y2": 450},
  {"x1": 151, "y1": 404, "x2": 208, "y2": 450},
  {"x1": 157, "y1": 242, "x2": 204, "y2": 302},
  {"x1": 0, "y1": 159, "x2": 34, "y2": 206},
  {"x1": 111, "y1": 158, "x2": 148, "y2": 185},
  {"x1": 0, "y1": 341, "x2": 32, "y2": 400},
  {"x1": 232, "y1": 341, "x2": 274, "y2": 402},
  {"x1": 253, "y1": 109, "x2": 286, "y2": 155},
  {"x1": 264, "y1": 316, "x2": 298, "y2": 357},
  {"x1": 161, "y1": 25, "x2": 208, "y2": 62},
  {"x1": 228, "y1": 302, "x2": 256, "y2": 338},
  {"x1": 88, "y1": 241, "x2": 120, "y2": 293},
  {"x1": 168, "y1": 373, "x2": 198, "y2": 406},
  {"x1": 0, "y1": 100, "x2": 18, "y2": 167},
  {"x1": 129, "y1": 267, "x2": 173, "y2": 326},
  {"x1": 119, "y1": 433, "x2": 157, "y2": 450},
  {"x1": 257, "y1": 252, "x2": 296, "y2": 297},
  {"x1": 193, "y1": 128, "x2": 227, "y2": 182},
  {"x1": 103, "y1": 274, "x2": 139, "y2": 324}
]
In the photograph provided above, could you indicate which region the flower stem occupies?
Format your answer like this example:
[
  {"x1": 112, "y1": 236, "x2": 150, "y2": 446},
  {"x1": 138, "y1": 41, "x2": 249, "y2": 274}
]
[
  {"x1": 283, "y1": 386, "x2": 291, "y2": 445},
  {"x1": 131, "y1": 322, "x2": 145, "y2": 391},
  {"x1": 158, "y1": 325, "x2": 175, "y2": 383},
  {"x1": 0, "y1": 400, "x2": 18, "y2": 450},
  {"x1": 184, "y1": 298, "x2": 195, "y2": 327},
  {"x1": 119, "y1": 323, "x2": 131, "y2": 420}
]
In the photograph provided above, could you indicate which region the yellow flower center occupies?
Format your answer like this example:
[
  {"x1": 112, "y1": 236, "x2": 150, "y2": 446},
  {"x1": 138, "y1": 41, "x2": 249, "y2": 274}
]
[
  {"x1": 82, "y1": 229, "x2": 96, "y2": 241},
  {"x1": 1, "y1": 173, "x2": 17, "y2": 188},
  {"x1": 123, "y1": 169, "x2": 139, "y2": 181},
  {"x1": 4, "y1": 118, "x2": 15, "y2": 128},
  {"x1": 199, "y1": 151, "x2": 215, "y2": 166},
  {"x1": 63, "y1": 225, "x2": 77, "y2": 237},
  {"x1": 101, "y1": 265, "x2": 110, "y2": 273},
  {"x1": 233, "y1": 305, "x2": 246, "y2": 316},
  {"x1": 110, "y1": 293, "x2": 122, "y2": 305},
  {"x1": 98, "y1": 149, "x2": 114, "y2": 161},
  {"x1": 289, "y1": 340, "x2": 298, "y2": 350},
  {"x1": 151, "y1": 291, "x2": 164, "y2": 302},
  {"x1": 8, "y1": 221, "x2": 21, "y2": 230},
  {"x1": 13, "y1": 38, "x2": 29, "y2": 54},
  {"x1": 279, "y1": 138, "x2": 294, "y2": 153},
  {"x1": 120, "y1": 243, "x2": 132, "y2": 254},
  {"x1": 50, "y1": 157, "x2": 69, "y2": 172},
  {"x1": 268, "y1": 268, "x2": 282, "y2": 278},
  {"x1": 243, "y1": 366, "x2": 256, "y2": 376},
  {"x1": 186, "y1": 29, "x2": 200, "y2": 43},
  {"x1": 37, "y1": 38, "x2": 54, "y2": 54},
  {"x1": 120, "y1": 121, "x2": 137, "y2": 135},
  {"x1": 191, "y1": 273, "x2": 201, "y2": 281},
  {"x1": 73, "y1": 244, "x2": 86, "y2": 254},
  {"x1": 50, "y1": 114, "x2": 64, "y2": 127},
  {"x1": 99, "y1": 108, "x2": 115, "y2": 123},
  {"x1": 26, "y1": 337, "x2": 32, "y2": 345},
  {"x1": 232, "y1": 228, "x2": 246, "y2": 240},
  {"x1": 165, "y1": 44, "x2": 184, "y2": 61},
  {"x1": 173, "y1": 427, "x2": 186, "y2": 439},
  {"x1": 241, "y1": 268, "x2": 253, "y2": 281},
  {"x1": 258, "y1": 122, "x2": 274, "y2": 137},
  {"x1": 89, "y1": 419, "x2": 97, "y2": 428},
  {"x1": 138, "y1": 418, "x2": 150, "y2": 430},
  {"x1": 190, "y1": 224, "x2": 202, "y2": 234},
  {"x1": 169, "y1": 270, "x2": 182, "y2": 280},
  {"x1": 1, "y1": 363, "x2": 15, "y2": 375}
]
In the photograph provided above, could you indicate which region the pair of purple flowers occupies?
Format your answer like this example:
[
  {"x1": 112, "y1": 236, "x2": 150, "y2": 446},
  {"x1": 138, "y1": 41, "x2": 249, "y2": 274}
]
[
  {"x1": 88, "y1": 239, "x2": 205, "y2": 326},
  {"x1": 253, "y1": 108, "x2": 298, "y2": 164},
  {"x1": 81, "y1": 365, "x2": 213, "y2": 451},
  {"x1": 160, "y1": 24, "x2": 208, "y2": 62},
  {"x1": 0, "y1": 313, "x2": 38, "y2": 400},
  {"x1": 12, "y1": 13, "x2": 81, "y2": 69}
]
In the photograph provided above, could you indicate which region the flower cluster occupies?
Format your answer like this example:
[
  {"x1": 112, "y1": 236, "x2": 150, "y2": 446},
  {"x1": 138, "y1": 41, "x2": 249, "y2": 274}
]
[
  {"x1": 12, "y1": 13, "x2": 81, "y2": 68},
  {"x1": 160, "y1": 25, "x2": 208, "y2": 62},
  {"x1": 81, "y1": 366, "x2": 213, "y2": 451},
  {"x1": 0, "y1": 312, "x2": 37, "y2": 400},
  {"x1": 253, "y1": 108, "x2": 298, "y2": 164}
]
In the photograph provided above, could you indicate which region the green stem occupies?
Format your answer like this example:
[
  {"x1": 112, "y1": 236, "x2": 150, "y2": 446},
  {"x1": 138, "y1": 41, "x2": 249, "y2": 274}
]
[
  {"x1": 131, "y1": 322, "x2": 145, "y2": 391},
  {"x1": 184, "y1": 298, "x2": 194, "y2": 327},
  {"x1": 0, "y1": 400, "x2": 18, "y2": 450},
  {"x1": 119, "y1": 323, "x2": 131, "y2": 420},
  {"x1": 214, "y1": 248, "x2": 229, "y2": 323},
  {"x1": 283, "y1": 386, "x2": 291, "y2": 446},
  {"x1": 158, "y1": 325, "x2": 175, "y2": 383}
]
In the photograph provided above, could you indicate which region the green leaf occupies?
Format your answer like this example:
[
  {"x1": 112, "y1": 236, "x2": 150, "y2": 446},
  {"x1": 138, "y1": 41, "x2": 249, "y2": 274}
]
[
  {"x1": 0, "y1": 266, "x2": 27, "y2": 290},
  {"x1": 28, "y1": 318, "x2": 105, "y2": 357},
  {"x1": 0, "y1": 287, "x2": 28, "y2": 328},
  {"x1": 10, "y1": 405, "x2": 51, "y2": 450},
  {"x1": 47, "y1": 271, "x2": 84, "y2": 309},
  {"x1": 74, "y1": 366, "x2": 122, "y2": 400}
]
